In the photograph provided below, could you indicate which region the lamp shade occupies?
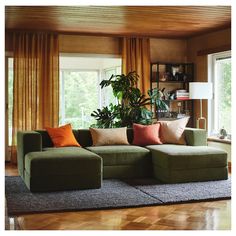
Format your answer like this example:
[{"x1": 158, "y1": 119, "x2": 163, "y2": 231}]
[{"x1": 189, "y1": 82, "x2": 213, "y2": 99}]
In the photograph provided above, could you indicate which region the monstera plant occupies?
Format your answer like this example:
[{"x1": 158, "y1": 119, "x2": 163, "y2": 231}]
[
  {"x1": 91, "y1": 71, "x2": 168, "y2": 128},
  {"x1": 148, "y1": 87, "x2": 169, "y2": 111}
]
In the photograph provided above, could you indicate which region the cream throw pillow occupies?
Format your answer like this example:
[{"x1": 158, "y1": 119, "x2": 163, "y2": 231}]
[
  {"x1": 158, "y1": 117, "x2": 189, "y2": 145},
  {"x1": 89, "y1": 127, "x2": 129, "y2": 146}
]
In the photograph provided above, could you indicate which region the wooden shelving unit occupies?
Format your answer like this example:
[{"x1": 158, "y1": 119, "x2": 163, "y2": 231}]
[{"x1": 150, "y1": 62, "x2": 194, "y2": 127}]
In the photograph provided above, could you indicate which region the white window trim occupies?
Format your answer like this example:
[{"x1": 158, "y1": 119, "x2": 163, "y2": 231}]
[{"x1": 208, "y1": 50, "x2": 231, "y2": 136}]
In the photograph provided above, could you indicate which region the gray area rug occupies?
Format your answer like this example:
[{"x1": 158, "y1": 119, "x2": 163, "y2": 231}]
[
  {"x1": 5, "y1": 176, "x2": 231, "y2": 216},
  {"x1": 131, "y1": 178, "x2": 231, "y2": 203}
]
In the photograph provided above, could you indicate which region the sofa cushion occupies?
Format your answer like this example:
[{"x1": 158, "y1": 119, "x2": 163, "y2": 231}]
[
  {"x1": 86, "y1": 145, "x2": 150, "y2": 166},
  {"x1": 132, "y1": 123, "x2": 162, "y2": 146},
  {"x1": 158, "y1": 117, "x2": 189, "y2": 145},
  {"x1": 89, "y1": 127, "x2": 129, "y2": 146},
  {"x1": 146, "y1": 145, "x2": 227, "y2": 170},
  {"x1": 75, "y1": 128, "x2": 134, "y2": 148},
  {"x1": 25, "y1": 147, "x2": 101, "y2": 177},
  {"x1": 46, "y1": 124, "x2": 81, "y2": 147}
]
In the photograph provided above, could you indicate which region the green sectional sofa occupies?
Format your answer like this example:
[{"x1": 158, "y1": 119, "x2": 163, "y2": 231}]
[{"x1": 17, "y1": 128, "x2": 228, "y2": 192}]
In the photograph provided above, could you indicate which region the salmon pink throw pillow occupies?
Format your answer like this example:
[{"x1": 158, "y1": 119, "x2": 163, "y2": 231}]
[
  {"x1": 132, "y1": 123, "x2": 162, "y2": 146},
  {"x1": 46, "y1": 124, "x2": 80, "y2": 147}
]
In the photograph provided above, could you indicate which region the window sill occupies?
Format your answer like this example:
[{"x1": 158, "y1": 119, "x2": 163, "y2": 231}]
[{"x1": 207, "y1": 136, "x2": 231, "y2": 145}]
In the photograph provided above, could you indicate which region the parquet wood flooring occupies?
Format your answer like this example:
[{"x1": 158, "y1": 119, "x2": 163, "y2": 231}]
[{"x1": 5, "y1": 163, "x2": 231, "y2": 230}]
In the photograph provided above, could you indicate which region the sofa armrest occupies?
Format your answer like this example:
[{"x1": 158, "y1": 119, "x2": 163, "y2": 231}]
[
  {"x1": 184, "y1": 128, "x2": 207, "y2": 146},
  {"x1": 17, "y1": 131, "x2": 42, "y2": 179}
]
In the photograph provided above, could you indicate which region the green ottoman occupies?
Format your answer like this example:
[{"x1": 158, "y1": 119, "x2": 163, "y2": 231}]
[
  {"x1": 24, "y1": 147, "x2": 102, "y2": 192},
  {"x1": 146, "y1": 145, "x2": 228, "y2": 183}
]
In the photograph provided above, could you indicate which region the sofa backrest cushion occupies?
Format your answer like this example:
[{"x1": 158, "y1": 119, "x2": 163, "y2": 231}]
[
  {"x1": 90, "y1": 127, "x2": 129, "y2": 146},
  {"x1": 78, "y1": 128, "x2": 134, "y2": 147},
  {"x1": 36, "y1": 128, "x2": 134, "y2": 148},
  {"x1": 36, "y1": 130, "x2": 80, "y2": 148},
  {"x1": 132, "y1": 123, "x2": 162, "y2": 146},
  {"x1": 46, "y1": 124, "x2": 81, "y2": 147},
  {"x1": 33, "y1": 127, "x2": 206, "y2": 148}
]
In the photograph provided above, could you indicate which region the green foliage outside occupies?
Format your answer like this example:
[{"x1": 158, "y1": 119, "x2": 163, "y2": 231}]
[
  {"x1": 218, "y1": 60, "x2": 231, "y2": 133},
  {"x1": 60, "y1": 71, "x2": 99, "y2": 128},
  {"x1": 8, "y1": 68, "x2": 13, "y2": 143}
]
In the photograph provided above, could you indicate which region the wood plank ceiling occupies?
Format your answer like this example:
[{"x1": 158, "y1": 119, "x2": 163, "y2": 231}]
[{"x1": 5, "y1": 6, "x2": 231, "y2": 38}]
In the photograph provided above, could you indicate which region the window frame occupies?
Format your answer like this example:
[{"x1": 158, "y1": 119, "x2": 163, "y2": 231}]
[
  {"x1": 59, "y1": 54, "x2": 122, "y2": 128},
  {"x1": 208, "y1": 50, "x2": 231, "y2": 136}
]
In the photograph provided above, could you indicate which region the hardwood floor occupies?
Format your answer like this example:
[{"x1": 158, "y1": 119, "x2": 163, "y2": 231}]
[{"x1": 5, "y1": 163, "x2": 231, "y2": 230}]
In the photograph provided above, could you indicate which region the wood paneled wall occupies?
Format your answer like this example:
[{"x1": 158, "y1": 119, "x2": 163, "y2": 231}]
[
  {"x1": 5, "y1": 32, "x2": 13, "y2": 52},
  {"x1": 150, "y1": 38, "x2": 187, "y2": 63},
  {"x1": 5, "y1": 33, "x2": 122, "y2": 55},
  {"x1": 59, "y1": 35, "x2": 121, "y2": 55},
  {"x1": 187, "y1": 28, "x2": 231, "y2": 128}
]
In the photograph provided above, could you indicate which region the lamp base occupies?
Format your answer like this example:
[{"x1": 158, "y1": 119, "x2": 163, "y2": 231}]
[{"x1": 196, "y1": 117, "x2": 207, "y2": 130}]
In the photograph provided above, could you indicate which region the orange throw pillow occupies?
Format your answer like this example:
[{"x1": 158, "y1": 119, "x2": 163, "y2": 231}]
[
  {"x1": 46, "y1": 124, "x2": 80, "y2": 147},
  {"x1": 132, "y1": 123, "x2": 162, "y2": 146},
  {"x1": 158, "y1": 117, "x2": 189, "y2": 145}
]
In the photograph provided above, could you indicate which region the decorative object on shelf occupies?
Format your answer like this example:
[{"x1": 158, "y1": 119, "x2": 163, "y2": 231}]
[
  {"x1": 219, "y1": 127, "x2": 227, "y2": 139},
  {"x1": 167, "y1": 90, "x2": 175, "y2": 100},
  {"x1": 176, "y1": 102, "x2": 186, "y2": 119},
  {"x1": 177, "y1": 102, "x2": 182, "y2": 114},
  {"x1": 159, "y1": 72, "x2": 168, "y2": 81},
  {"x1": 172, "y1": 66, "x2": 179, "y2": 76},
  {"x1": 189, "y1": 82, "x2": 213, "y2": 129},
  {"x1": 171, "y1": 65, "x2": 185, "y2": 81}
]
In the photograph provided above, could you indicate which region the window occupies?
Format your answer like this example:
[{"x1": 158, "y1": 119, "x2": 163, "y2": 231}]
[
  {"x1": 208, "y1": 51, "x2": 231, "y2": 136},
  {"x1": 7, "y1": 58, "x2": 14, "y2": 145},
  {"x1": 101, "y1": 67, "x2": 120, "y2": 107},
  {"x1": 5, "y1": 57, "x2": 13, "y2": 161},
  {"x1": 59, "y1": 55, "x2": 121, "y2": 128}
]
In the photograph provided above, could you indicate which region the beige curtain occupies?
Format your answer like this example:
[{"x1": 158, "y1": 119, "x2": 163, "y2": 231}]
[
  {"x1": 11, "y1": 32, "x2": 59, "y2": 163},
  {"x1": 122, "y1": 37, "x2": 150, "y2": 96}
]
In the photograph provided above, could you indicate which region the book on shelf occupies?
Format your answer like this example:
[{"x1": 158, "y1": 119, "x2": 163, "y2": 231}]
[
  {"x1": 176, "y1": 89, "x2": 187, "y2": 93},
  {"x1": 176, "y1": 92, "x2": 189, "y2": 96},
  {"x1": 176, "y1": 89, "x2": 189, "y2": 99},
  {"x1": 176, "y1": 97, "x2": 190, "y2": 100}
]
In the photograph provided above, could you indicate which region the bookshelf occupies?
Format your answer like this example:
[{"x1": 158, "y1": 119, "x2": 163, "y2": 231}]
[{"x1": 150, "y1": 62, "x2": 194, "y2": 127}]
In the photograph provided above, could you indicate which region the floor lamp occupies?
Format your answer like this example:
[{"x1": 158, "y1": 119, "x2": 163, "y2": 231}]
[{"x1": 189, "y1": 82, "x2": 213, "y2": 129}]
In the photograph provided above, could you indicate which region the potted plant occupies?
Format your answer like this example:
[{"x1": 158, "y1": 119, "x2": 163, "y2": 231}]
[{"x1": 91, "y1": 72, "x2": 169, "y2": 128}]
